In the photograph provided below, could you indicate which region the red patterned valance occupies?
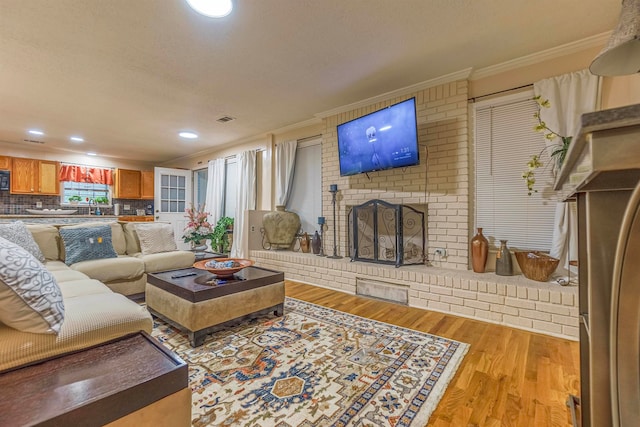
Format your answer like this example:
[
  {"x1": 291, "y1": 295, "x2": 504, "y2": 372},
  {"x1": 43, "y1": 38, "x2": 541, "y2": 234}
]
[{"x1": 58, "y1": 165, "x2": 114, "y2": 185}]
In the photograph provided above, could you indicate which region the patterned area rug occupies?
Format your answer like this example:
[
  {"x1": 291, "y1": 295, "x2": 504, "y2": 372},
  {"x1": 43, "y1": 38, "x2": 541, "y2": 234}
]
[{"x1": 150, "y1": 297, "x2": 469, "y2": 426}]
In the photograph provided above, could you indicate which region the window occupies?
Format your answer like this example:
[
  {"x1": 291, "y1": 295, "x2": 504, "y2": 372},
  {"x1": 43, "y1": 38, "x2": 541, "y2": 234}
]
[
  {"x1": 61, "y1": 182, "x2": 111, "y2": 205},
  {"x1": 224, "y1": 157, "x2": 237, "y2": 218},
  {"x1": 474, "y1": 92, "x2": 556, "y2": 251},
  {"x1": 286, "y1": 138, "x2": 322, "y2": 234},
  {"x1": 193, "y1": 168, "x2": 208, "y2": 208}
]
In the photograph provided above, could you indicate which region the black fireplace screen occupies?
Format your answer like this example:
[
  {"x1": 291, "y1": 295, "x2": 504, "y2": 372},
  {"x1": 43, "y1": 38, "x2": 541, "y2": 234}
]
[{"x1": 348, "y1": 199, "x2": 425, "y2": 267}]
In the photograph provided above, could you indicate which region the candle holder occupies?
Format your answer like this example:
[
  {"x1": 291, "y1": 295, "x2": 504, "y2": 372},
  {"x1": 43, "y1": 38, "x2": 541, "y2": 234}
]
[
  {"x1": 317, "y1": 217, "x2": 326, "y2": 257},
  {"x1": 327, "y1": 185, "x2": 343, "y2": 259}
]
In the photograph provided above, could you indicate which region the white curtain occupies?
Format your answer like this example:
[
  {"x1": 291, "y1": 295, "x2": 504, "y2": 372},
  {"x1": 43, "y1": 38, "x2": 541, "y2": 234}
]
[
  {"x1": 230, "y1": 150, "x2": 256, "y2": 258},
  {"x1": 534, "y1": 69, "x2": 600, "y2": 267},
  {"x1": 275, "y1": 140, "x2": 298, "y2": 206},
  {"x1": 204, "y1": 158, "x2": 226, "y2": 227}
]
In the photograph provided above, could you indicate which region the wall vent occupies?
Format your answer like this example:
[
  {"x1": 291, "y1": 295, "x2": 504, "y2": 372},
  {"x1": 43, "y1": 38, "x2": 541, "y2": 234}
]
[
  {"x1": 216, "y1": 116, "x2": 235, "y2": 123},
  {"x1": 356, "y1": 277, "x2": 408, "y2": 305},
  {"x1": 23, "y1": 139, "x2": 45, "y2": 144}
]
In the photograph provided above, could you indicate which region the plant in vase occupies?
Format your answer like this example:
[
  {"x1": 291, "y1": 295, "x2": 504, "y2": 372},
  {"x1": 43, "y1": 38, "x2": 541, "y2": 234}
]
[
  {"x1": 211, "y1": 216, "x2": 234, "y2": 254},
  {"x1": 68, "y1": 195, "x2": 82, "y2": 205},
  {"x1": 182, "y1": 204, "x2": 214, "y2": 252},
  {"x1": 522, "y1": 96, "x2": 572, "y2": 196}
]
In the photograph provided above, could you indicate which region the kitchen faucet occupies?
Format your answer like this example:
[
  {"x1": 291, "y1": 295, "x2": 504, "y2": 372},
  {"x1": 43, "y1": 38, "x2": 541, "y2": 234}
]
[{"x1": 88, "y1": 199, "x2": 95, "y2": 215}]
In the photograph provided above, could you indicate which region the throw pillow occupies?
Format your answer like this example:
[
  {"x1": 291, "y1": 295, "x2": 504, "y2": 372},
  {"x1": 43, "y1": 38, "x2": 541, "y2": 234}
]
[
  {"x1": 135, "y1": 223, "x2": 178, "y2": 255},
  {"x1": 0, "y1": 236, "x2": 65, "y2": 334},
  {"x1": 59, "y1": 225, "x2": 118, "y2": 265},
  {"x1": 0, "y1": 221, "x2": 45, "y2": 262}
]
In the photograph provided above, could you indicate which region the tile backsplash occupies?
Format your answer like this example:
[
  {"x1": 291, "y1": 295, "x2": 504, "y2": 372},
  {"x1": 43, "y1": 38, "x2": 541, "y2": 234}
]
[{"x1": 0, "y1": 192, "x2": 151, "y2": 215}]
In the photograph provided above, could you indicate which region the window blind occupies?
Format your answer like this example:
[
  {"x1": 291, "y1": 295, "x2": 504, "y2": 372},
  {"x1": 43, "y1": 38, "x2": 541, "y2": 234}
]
[{"x1": 475, "y1": 96, "x2": 556, "y2": 251}]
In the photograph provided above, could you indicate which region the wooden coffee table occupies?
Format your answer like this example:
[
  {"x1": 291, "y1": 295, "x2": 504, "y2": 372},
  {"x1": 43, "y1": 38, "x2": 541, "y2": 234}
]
[{"x1": 146, "y1": 266, "x2": 285, "y2": 347}]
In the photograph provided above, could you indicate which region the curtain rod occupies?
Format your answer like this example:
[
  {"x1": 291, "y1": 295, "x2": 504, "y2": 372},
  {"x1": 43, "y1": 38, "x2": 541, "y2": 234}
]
[
  {"x1": 206, "y1": 148, "x2": 265, "y2": 163},
  {"x1": 60, "y1": 161, "x2": 114, "y2": 169},
  {"x1": 468, "y1": 84, "x2": 533, "y2": 103}
]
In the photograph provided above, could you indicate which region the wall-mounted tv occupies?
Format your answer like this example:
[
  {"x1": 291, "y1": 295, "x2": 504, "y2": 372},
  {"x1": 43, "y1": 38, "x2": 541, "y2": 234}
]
[{"x1": 337, "y1": 97, "x2": 419, "y2": 177}]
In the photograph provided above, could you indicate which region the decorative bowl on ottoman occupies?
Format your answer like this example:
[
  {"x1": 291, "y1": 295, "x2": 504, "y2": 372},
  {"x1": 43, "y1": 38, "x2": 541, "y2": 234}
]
[
  {"x1": 514, "y1": 251, "x2": 560, "y2": 282},
  {"x1": 193, "y1": 258, "x2": 254, "y2": 278}
]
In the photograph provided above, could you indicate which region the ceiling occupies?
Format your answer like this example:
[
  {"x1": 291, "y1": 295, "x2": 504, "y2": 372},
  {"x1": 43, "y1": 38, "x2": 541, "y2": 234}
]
[{"x1": 0, "y1": 0, "x2": 620, "y2": 164}]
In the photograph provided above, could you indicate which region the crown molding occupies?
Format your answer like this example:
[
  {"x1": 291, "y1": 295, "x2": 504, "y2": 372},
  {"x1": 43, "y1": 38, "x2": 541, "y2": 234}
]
[
  {"x1": 315, "y1": 67, "x2": 473, "y2": 119},
  {"x1": 269, "y1": 117, "x2": 323, "y2": 134},
  {"x1": 470, "y1": 32, "x2": 611, "y2": 81}
]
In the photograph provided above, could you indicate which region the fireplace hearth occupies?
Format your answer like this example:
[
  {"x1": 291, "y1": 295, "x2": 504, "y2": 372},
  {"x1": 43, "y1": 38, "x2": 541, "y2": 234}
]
[{"x1": 348, "y1": 199, "x2": 425, "y2": 267}]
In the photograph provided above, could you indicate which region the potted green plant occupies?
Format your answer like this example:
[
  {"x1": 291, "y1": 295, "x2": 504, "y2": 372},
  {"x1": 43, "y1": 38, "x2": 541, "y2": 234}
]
[
  {"x1": 522, "y1": 96, "x2": 572, "y2": 196},
  {"x1": 95, "y1": 196, "x2": 110, "y2": 205},
  {"x1": 68, "y1": 195, "x2": 82, "y2": 205},
  {"x1": 211, "y1": 216, "x2": 234, "y2": 253}
]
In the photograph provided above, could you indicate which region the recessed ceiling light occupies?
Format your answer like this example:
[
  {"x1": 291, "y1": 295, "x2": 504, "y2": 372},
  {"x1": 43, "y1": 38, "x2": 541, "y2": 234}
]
[
  {"x1": 179, "y1": 131, "x2": 199, "y2": 139},
  {"x1": 28, "y1": 129, "x2": 44, "y2": 136},
  {"x1": 186, "y1": 0, "x2": 233, "y2": 18},
  {"x1": 70, "y1": 136, "x2": 84, "y2": 142},
  {"x1": 86, "y1": 152, "x2": 97, "y2": 156}
]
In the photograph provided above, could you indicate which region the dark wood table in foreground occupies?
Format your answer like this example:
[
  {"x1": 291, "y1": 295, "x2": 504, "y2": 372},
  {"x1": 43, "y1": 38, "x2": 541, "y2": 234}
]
[
  {"x1": 0, "y1": 332, "x2": 190, "y2": 426},
  {"x1": 147, "y1": 266, "x2": 285, "y2": 346}
]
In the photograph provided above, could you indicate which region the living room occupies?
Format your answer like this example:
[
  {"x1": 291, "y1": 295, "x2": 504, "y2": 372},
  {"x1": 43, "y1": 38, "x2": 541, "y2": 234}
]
[{"x1": 1, "y1": 1, "x2": 640, "y2": 426}]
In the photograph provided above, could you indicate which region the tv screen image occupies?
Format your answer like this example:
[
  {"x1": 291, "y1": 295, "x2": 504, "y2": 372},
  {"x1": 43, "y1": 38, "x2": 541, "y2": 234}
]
[{"x1": 337, "y1": 97, "x2": 419, "y2": 177}]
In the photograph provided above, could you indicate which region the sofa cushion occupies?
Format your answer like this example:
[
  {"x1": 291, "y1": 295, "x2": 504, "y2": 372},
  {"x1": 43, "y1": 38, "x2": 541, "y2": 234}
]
[
  {"x1": 59, "y1": 225, "x2": 118, "y2": 265},
  {"x1": 136, "y1": 250, "x2": 196, "y2": 273},
  {"x1": 26, "y1": 224, "x2": 61, "y2": 261},
  {"x1": 57, "y1": 278, "x2": 113, "y2": 299},
  {"x1": 0, "y1": 292, "x2": 152, "y2": 371},
  {"x1": 122, "y1": 222, "x2": 142, "y2": 255},
  {"x1": 135, "y1": 223, "x2": 178, "y2": 255},
  {"x1": 0, "y1": 221, "x2": 45, "y2": 262},
  {"x1": 0, "y1": 236, "x2": 65, "y2": 335},
  {"x1": 58, "y1": 222, "x2": 127, "y2": 256},
  {"x1": 70, "y1": 255, "x2": 145, "y2": 283},
  {"x1": 50, "y1": 269, "x2": 91, "y2": 284},
  {"x1": 44, "y1": 260, "x2": 72, "y2": 271}
]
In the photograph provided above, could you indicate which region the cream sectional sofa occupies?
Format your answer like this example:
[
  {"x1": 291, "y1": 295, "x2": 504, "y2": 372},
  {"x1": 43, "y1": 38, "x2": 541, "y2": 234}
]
[
  {"x1": 0, "y1": 221, "x2": 195, "y2": 371},
  {"x1": 29, "y1": 221, "x2": 195, "y2": 297}
]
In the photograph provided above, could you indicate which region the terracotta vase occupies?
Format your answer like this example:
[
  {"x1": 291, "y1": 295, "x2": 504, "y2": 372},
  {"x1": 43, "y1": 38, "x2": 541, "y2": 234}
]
[
  {"x1": 300, "y1": 232, "x2": 311, "y2": 253},
  {"x1": 262, "y1": 205, "x2": 301, "y2": 250},
  {"x1": 470, "y1": 227, "x2": 489, "y2": 273}
]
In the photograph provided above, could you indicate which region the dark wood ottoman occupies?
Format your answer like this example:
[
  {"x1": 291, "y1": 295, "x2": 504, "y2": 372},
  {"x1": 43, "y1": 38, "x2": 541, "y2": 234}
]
[{"x1": 146, "y1": 266, "x2": 285, "y2": 347}]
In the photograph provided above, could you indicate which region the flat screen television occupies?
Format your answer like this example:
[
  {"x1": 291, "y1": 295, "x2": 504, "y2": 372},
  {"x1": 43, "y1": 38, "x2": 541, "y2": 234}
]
[{"x1": 337, "y1": 97, "x2": 419, "y2": 177}]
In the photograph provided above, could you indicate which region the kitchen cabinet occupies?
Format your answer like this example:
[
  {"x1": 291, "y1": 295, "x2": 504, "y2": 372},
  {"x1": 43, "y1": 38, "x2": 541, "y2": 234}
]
[
  {"x1": 0, "y1": 156, "x2": 10, "y2": 170},
  {"x1": 118, "y1": 215, "x2": 154, "y2": 222},
  {"x1": 114, "y1": 169, "x2": 142, "y2": 199},
  {"x1": 141, "y1": 170, "x2": 154, "y2": 199},
  {"x1": 11, "y1": 158, "x2": 59, "y2": 195}
]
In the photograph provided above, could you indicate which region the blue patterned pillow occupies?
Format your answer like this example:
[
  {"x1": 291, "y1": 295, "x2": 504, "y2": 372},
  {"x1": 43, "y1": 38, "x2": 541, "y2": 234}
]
[
  {"x1": 0, "y1": 236, "x2": 65, "y2": 334},
  {"x1": 59, "y1": 225, "x2": 118, "y2": 265}
]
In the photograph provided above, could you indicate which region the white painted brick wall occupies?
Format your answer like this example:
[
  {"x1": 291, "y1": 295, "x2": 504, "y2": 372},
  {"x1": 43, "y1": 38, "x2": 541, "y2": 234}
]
[
  {"x1": 252, "y1": 250, "x2": 579, "y2": 341},
  {"x1": 321, "y1": 81, "x2": 469, "y2": 270}
]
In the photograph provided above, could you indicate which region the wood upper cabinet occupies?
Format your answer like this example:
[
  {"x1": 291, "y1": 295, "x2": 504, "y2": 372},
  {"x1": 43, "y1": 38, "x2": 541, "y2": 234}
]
[
  {"x1": 114, "y1": 168, "x2": 142, "y2": 199},
  {"x1": 38, "y1": 160, "x2": 60, "y2": 195},
  {"x1": 11, "y1": 158, "x2": 60, "y2": 194},
  {"x1": 141, "y1": 170, "x2": 154, "y2": 199},
  {"x1": 0, "y1": 156, "x2": 10, "y2": 170}
]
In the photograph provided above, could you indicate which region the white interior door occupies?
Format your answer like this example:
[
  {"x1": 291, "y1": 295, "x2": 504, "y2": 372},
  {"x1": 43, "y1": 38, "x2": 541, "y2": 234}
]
[{"x1": 154, "y1": 167, "x2": 192, "y2": 250}]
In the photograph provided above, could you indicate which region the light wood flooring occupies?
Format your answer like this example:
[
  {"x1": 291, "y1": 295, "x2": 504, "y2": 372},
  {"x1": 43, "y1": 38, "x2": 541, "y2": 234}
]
[{"x1": 285, "y1": 281, "x2": 580, "y2": 427}]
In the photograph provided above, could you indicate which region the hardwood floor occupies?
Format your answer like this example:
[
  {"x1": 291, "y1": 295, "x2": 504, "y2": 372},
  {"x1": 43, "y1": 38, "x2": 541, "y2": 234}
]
[{"x1": 285, "y1": 281, "x2": 580, "y2": 427}]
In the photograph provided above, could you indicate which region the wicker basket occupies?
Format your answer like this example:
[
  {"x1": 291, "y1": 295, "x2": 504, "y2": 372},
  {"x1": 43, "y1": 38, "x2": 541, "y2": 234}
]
[{"x1": 514, "y1": 251, "x2": 560, "y2": 282}]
